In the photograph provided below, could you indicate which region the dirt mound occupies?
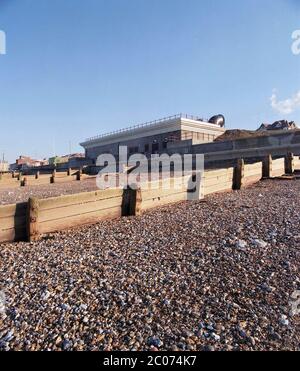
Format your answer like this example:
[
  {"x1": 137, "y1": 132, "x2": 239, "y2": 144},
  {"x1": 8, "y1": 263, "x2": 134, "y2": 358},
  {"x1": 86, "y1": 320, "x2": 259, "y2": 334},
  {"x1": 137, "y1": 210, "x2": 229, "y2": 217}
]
[{"x1": 214, "y1": 129, "x2": 263, "y2": 142}]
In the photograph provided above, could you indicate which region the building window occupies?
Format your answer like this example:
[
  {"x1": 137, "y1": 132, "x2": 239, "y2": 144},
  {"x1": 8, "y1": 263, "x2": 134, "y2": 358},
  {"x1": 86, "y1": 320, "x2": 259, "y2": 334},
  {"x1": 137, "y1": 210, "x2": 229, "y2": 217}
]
[
  {"x1": 152, "y1": 142, "x2": 159, "y2": 154},
  {"x1": 162, "y1": 138, "x2": 168, "y2": 150},
  {"x1": 129, "y1": 146, "x2": 139, "y2": 154}
]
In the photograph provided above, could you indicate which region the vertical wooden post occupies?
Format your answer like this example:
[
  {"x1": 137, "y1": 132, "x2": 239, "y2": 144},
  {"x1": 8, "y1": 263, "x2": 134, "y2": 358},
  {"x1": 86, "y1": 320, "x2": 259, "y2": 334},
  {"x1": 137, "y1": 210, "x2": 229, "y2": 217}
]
[
  {"x1": 27, "y1": 197, "x2": 40, "y2": 242},
  {"x1": 21, "y1": 177, "x2": 27, "y2": 187},
  {"x1": 285, "y1": 152, "x2": 294, "y2": 175},
  {"x1": 187, "y1": 172, "x2": 204, "y2": 201},
  {"x1": 35, "y1": 171, "x2": 40, "y2": 179},
  {"x1": 122, "y1": 186, "x2": 142, "y2": 216},
  {"x1": 262, "y1": 154, "x2": 272, "y2": 179},
  {"x1": 233, "y1": 159, "x2": 244, "y2": 190},
  {"x1": 50, "y1": 170, "x2": 56, "y2": 183},
  {"x1": 76, "y1": 170, "x2": 81, "y2": 181},
  {"x1": 17, "y1": 172, "x2": 22, "y2": 181},
  {"x1": 67, "y1": 168, "x2": 71, "y2": 176}
]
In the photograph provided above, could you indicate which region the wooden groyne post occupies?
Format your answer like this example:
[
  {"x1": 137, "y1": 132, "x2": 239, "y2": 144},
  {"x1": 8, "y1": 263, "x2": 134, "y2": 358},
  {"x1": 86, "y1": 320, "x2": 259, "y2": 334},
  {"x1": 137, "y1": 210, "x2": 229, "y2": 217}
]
[
  {"x1": 122, "y1": 186, "x2": 142, "y2": 217},
  {"x1": 233, "y1": 159, "x2": 244, "y2": 190},
  {"x1": 50, "y1": 170, "x2": 56, "y2": 184},
  {"x1": 21, "y1": 177, "x2": 27, "y2": 187},
  {"x1": 262, "y1": 154, "x2": 272, "y2": 179},
  {"x1": 27, "y1": 197, "x2": 40, "y2": 242},
  {"x1": 285, "y1": 152, "x2": 294, "y2": 175}
]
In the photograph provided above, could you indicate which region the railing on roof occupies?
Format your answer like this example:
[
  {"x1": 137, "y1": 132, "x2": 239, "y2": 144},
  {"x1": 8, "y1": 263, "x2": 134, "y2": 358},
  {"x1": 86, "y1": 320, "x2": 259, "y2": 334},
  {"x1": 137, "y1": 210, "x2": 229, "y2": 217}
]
[{"x1": 85, "y1": 113, "x2": 207, "y2": 142}]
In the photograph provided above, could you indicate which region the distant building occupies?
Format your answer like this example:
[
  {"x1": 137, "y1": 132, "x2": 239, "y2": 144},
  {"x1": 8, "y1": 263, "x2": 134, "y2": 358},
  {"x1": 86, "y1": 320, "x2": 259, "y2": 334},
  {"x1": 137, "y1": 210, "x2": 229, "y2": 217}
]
[
  {"x1": 49, "y1": 156, "x2": 69, "y2": 166},
  {"x1": 12, "y1": 156, "x2": 47, "y2": 170},
  {"x1": 0, "y1": 161, "x2": 9, "y2": 172},
  {"x1": 49, "y1": 153, "x2": 88, "y2": 168},
  {"x1": 68, "y1": 155, "x2": 92, "y2": 169},
  {"x1": 80, "y1": 114, "x2": 226, "y2": 163},
  {"x1": 257, "y1": 120, "x2": 298, "y2": 132}
]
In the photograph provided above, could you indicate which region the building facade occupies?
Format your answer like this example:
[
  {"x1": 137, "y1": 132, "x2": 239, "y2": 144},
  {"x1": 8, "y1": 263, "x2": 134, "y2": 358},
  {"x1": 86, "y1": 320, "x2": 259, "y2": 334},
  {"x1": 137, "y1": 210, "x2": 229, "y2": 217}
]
[
  {"x1": 49, "y1": 153, "x2": 88, "y2": 168},
  {"x1": 0, "y1": 161, "x2": 9, "y2": 172},
  {"x1": 80, "y1": 114, "x2": 226, "y2": 163},
  {"x1": 12, "y1": 156, "x2": 48, "y2": 170}
]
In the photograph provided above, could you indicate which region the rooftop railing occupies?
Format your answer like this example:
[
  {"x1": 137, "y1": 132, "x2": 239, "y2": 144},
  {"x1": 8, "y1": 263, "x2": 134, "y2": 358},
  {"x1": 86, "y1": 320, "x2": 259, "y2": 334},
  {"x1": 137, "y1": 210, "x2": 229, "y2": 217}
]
[{"x1": 84, "y1": 113, "x2": 207, "y2": 142}]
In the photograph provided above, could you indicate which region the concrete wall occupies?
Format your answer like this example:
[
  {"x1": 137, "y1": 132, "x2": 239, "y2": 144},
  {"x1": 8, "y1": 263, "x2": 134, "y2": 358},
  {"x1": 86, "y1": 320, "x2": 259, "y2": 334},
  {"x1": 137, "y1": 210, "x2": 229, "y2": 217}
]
[
  {"x1": 166, "y1": 130, "x2": 300, "y2": 158},
  {"x1": 166, "y1": 131, "x2": 300, "y2": 168},
  {"x1": 193, "y1": 130, "x2": 300, "y2": 155}
]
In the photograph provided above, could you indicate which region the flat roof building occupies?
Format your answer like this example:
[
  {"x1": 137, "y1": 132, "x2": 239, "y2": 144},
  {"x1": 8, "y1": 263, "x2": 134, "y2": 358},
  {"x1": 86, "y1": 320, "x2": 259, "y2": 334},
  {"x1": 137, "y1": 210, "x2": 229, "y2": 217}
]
[{"x1": 80, "y1": 114, "x2": 226, "y2": 163}]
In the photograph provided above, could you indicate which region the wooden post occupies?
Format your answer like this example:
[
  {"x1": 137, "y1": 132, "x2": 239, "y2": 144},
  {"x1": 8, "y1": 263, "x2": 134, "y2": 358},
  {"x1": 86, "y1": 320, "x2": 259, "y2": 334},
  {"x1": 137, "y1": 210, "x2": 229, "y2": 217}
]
[
  {"x1": 67, "y1": 168, "x2": 71, "y2": 176},
  {"x1": 122, "y1": 186, "x2": 142, "y2": 216},
  {"x1": 285, "y1": 152, "x2": 294, "y2": 175},
  {"x1": 17, "y1": 172, "x2": 22, "y2": 181},
  {"x1": 50, "y1": 170, "x2": 56, "y2": 183},
  {"x1": 35, "y1": 171, "x2": 40, "y2": 179},
  {"x1": 20, "y1": 177, "x2": 27, "y2": 187},
  {"x1": 262, "y1": 154, "x2": 272, "y2": 179},
  {"x1": 27, "y1": 197, "x2": 40, "y2": 242},
  {"x1": 76, "y1": 170, "x2": 81, "y2": 181},
  {"x1": 233, "y1": 159, "x2": 244, "y2": 190}
]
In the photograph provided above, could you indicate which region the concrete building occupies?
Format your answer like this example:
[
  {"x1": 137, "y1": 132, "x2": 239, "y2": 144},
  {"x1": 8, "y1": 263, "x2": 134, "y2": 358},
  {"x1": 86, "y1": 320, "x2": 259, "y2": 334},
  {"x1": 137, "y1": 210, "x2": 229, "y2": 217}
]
[{"x1": 80, "y1": 114, "x2": 226, "y2": 163}]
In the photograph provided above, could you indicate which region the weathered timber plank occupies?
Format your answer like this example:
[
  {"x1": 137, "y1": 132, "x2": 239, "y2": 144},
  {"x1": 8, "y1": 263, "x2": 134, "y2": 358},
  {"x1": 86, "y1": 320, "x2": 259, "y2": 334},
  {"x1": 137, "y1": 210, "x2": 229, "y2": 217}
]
[
  {"x1": 204, "y1": 181, "x2": 233, "y2": 196},
  {"x1": 39, "y1": 196, "x2": 123, "y2": 223},
  {"x1": 39, "y1": 189, "x2": 123, "y2": 211},
  {"x1": 141, "y1": 192, "x2": 188, "y2": 211},
  {"x1": 39, "y1": 206, "x2": 121, "y2": 234}
]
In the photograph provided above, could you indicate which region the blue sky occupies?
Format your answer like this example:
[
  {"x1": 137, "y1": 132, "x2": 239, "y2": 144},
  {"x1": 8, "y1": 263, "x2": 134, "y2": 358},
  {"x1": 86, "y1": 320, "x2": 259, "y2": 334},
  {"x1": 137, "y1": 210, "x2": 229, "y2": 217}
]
[{"x1": 0, "y1": 0, "x2": 299, "y2": 163}]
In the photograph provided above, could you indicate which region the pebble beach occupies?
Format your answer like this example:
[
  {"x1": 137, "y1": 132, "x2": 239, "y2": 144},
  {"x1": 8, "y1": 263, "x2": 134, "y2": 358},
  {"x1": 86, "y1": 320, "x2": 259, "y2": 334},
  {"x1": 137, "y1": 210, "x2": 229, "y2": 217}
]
[
  {"x1": 0, "y1": 177, "x2": 99, "y2": 206},
  {"x1": 0, "y1": 179, "x2": 299, "y2": 351}
]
